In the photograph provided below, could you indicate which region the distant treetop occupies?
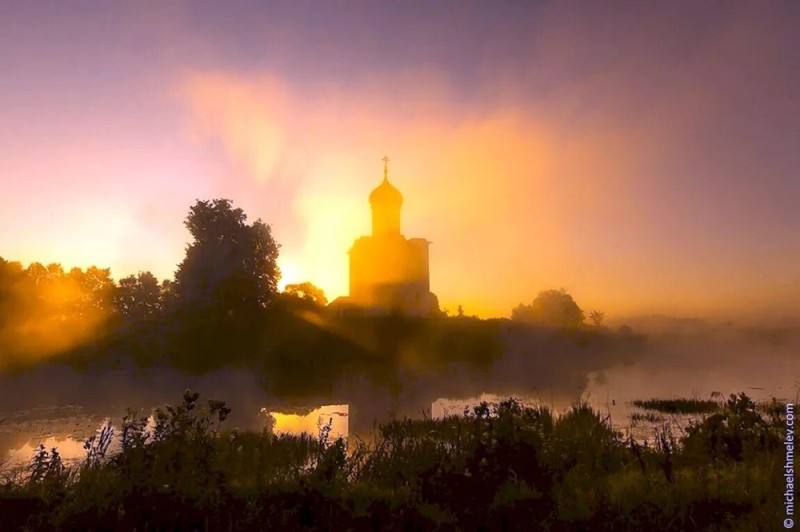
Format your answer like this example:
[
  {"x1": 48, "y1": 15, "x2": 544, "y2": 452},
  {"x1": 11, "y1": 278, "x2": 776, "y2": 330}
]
[{"x1": 512, "y1": 289, "x2": 585, "y2": 328}]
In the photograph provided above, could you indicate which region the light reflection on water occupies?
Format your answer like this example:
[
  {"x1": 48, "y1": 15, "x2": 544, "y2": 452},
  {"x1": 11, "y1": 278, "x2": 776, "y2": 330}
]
[
  {"x1": 2, "y1": 417, "x2": 124, "y2": 470},
  {"x1": 264, "y1": 404, "x2": 349, "y2": 440},
  {"x1": 0, "y1": 384, "x2": 791, "y2": 472},
  {"x1": 2, "y1": 406, "x2": 352, "y2": 470},
  {"x1": 6, "y1": 435, "x2": 90, "y2": 468}
]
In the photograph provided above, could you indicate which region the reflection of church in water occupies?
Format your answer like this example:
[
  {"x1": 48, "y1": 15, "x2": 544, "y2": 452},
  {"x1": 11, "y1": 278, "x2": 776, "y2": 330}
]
[{"x1": 329, "y1": 157, "x2": 439, "y2": 317}]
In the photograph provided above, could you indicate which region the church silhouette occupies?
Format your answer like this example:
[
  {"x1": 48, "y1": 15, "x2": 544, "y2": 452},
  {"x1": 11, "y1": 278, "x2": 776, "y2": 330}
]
[{"x1": 329, "y1": 158, "x2": 440, "y2": 317}]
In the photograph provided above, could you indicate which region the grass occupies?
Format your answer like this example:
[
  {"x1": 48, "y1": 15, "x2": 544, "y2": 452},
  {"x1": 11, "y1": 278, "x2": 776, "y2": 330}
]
[
  {"x1": 0, "y1": 390, "x2": 787, "y2": 530},
  {"x1": 629, "y1": 411, "x2": 666, "y2": 423},
  {"x1": 631, "y1": 397, "x2": 721, "y2": 414}
]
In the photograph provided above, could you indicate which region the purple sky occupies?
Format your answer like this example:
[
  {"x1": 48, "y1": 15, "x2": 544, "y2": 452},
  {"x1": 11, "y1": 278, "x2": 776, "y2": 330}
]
[{"x1": 1, "y1": 1, "x2": 798, "y2": 319}]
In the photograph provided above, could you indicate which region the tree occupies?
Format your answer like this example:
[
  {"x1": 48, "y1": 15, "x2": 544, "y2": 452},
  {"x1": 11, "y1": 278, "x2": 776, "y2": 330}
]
[
  {"x1": 589, "y1": 310, "x2": 606, "y2": 328},
  {"x1": 160, "y1": 279, "x2": 177, "y2": 313},
  {"x1": 25, "y1": 262, "x2": 48, "y2": 286},
  {"x1": 68, "y1": 266, "x2": 115, "y2": 316},
  {"x1": 0, "y1": 258, "x2": 25, "y2": 322},
  {"x1": 283, "y1": 282, "x2": 327, "y2": 306},
  {"x1": 114, "y1": 271, "x2": 163, "y2": 321},
  {"x1": 512, "y1": 289, "x2": 585, "y2": 328},
  {"x1": 174, "y1": 199, "x2": 281, "y2": 316},
  {"x1": 0, "y1": 261, "x2": 115, "y2": 363}
]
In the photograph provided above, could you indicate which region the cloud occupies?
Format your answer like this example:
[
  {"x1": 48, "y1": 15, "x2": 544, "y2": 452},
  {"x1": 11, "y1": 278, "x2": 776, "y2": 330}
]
[{"x1": 184, "y1": 73, "x2": 289, "y2": 184}]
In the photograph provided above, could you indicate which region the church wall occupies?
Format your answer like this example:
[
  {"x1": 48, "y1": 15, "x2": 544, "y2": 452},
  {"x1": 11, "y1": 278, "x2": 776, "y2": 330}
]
[
  {"x1": 350, "y1": 236, "x2": 412, "y2": 307},
  {"x1": 371, "y1": 204, "x2": 401, "y2": 238},
  {"x1": 406, "y1": 238, "x2": 430, "y2": 293}
]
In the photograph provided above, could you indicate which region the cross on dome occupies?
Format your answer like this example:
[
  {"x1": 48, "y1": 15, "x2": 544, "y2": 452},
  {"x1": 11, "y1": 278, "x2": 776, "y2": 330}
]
[{"x1": 369, "y1": 156, "x2": 403, "y2": 206}]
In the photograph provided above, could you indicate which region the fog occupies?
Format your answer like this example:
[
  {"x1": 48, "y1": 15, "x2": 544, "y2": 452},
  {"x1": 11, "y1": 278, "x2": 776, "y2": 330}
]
[{"x1": 3, "y1": 319, "x2": 798, "y2": 466}]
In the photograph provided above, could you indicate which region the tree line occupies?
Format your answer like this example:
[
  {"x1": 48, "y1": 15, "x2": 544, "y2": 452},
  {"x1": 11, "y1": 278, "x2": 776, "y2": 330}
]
[
  {"x1": 1, "y1": 197, "x2": 623, "y2": 376},
  {"x1": 0, "y1": 199, "x2": 290, "y2": 369},
  {"x1": 0, "y1": 199, "x2": 289, "y2": 323}
]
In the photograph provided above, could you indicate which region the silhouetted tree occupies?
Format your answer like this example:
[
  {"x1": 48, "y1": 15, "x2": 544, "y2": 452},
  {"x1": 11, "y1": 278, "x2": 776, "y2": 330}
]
[
  {"x1": 160, "y1": 279, "x2": 177, "y2": 313},
  {"x1": 512, "y1": 289, "x2": 585, "y2": 328},
  {"x1": 41, "y1": 264, "x2": 72, "y2": 318},
  {"x1": 25, "y1": 263, "x2": 77, "y2": 317},
  {"x1": 0, "y1": 258, "x2": 25, "y2": 319},
  {"x1": 25, "y1": 262, "x2": 48, "y2": 286},
  {"x1": 589, "y1": 310, "x2": 605, "y2": 328},
  {"x1": 115, "y1": 272, "x2": 162, "y2": 321},
  {"x1": 283, "y1": 282, "x2": 327, "y2": 306},
  {"x1": 174, "y1": 199, "x2": 281, "y2": 318},
  {"x1": 0, "y1": 260, "x2": 117, "y2": 369},
  {"x1": 618, "y1": 324, "x2": 633, "y2": 335},
  {"x1": 68, "y1": 266, "x2": 115, "y2": 316}
]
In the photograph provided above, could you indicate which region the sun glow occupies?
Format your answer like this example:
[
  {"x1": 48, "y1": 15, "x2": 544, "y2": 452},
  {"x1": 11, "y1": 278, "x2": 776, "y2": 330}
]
[
  {"x1": 277, "y1": 258, "x2": 303, "y2": 292},
  {"x1": 288, "y1": 155, "x2": 375, "y2": 303}
]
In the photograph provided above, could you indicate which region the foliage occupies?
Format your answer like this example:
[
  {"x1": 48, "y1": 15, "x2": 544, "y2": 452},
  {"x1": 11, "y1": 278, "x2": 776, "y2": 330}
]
[
  {"x1": 682, "y1": 392, "x2": 781, "y2": 463},
  {"x1": 174, "y1": 199, "x2": 281, "y2": 316},
  {"x1": 589, "y1": 310, "x2": 605, "y2": 328},
  {"x1": 512, "y1": 289, "x2": 585, "y2": 328},
  {"x1": 617, "y1": 324, "x2": 633, "y2": 335},
  {"x1": 114, "y1": 272, "x2": 162, "y2": 321},
  {"x1": 0, "y1": 390, "x2": 786, "y2": 530},
  {"x1": 283, "y1": 282, "x2": 328, "y2": 307},
  {"x1": 0, "y1": 259, "x2": 116, "y2": 370}
]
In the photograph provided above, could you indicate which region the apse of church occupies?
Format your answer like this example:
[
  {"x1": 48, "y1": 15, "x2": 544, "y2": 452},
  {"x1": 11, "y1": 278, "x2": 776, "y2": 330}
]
[{"x1": 331, "y1": 158, "x2": 439, "y2": 317}]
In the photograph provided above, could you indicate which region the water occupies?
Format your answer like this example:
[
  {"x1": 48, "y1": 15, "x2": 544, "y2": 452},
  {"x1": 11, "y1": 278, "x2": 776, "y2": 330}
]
[{"x1": 3, "y1": 326, "x2": 799, "y2": 469}]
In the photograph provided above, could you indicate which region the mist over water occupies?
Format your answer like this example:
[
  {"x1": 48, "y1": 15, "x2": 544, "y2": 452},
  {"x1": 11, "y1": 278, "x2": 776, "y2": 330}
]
[{"x1": 3, "y1": 320, "x2": 797, "y2": 467}]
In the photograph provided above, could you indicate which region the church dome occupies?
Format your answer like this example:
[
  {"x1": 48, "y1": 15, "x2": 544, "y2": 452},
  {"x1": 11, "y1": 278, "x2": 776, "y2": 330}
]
[{"x1": 369, "y1": 177, "x2": 403, "y2": 206}]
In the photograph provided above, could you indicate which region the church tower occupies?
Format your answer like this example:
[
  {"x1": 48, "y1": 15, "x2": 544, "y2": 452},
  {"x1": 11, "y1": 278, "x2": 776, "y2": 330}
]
[
  {"x1": 329, "y1": 156, "x2": 439, "y2": 317},
  {"x1": 369, "y1": 156, "x2": 403, "y2": 237}
]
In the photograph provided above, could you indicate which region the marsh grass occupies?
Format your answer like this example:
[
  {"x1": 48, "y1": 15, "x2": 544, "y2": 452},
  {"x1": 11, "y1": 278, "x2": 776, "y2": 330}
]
[
  {"x1": 0, "y1": 390, "x2": 786, "y2": 530},
  {"x1": 629, "y1": 411, "x2": 666, "y2": 423},
  {"x1": 632, "y1": 397, "x2": 721, "y2": 414}
]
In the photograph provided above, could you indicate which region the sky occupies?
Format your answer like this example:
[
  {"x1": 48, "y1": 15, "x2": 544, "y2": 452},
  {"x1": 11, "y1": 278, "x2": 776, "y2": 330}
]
[{"x1": 0, "y1": 1, "x2": 798, "y2": 320}]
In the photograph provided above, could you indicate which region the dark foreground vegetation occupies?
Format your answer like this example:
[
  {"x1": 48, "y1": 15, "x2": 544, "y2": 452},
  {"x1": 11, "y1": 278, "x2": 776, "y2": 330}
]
[{"x1": 0, "y1": 390, "x2": 786, "y2": 530}]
